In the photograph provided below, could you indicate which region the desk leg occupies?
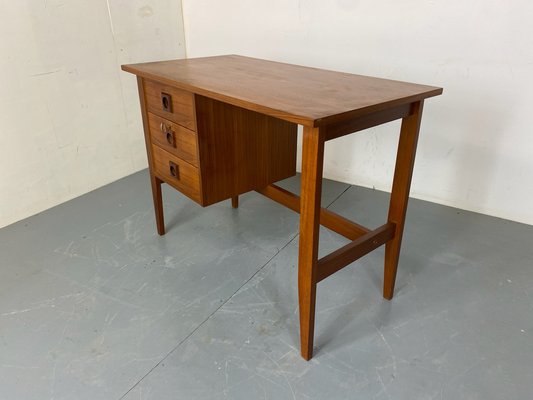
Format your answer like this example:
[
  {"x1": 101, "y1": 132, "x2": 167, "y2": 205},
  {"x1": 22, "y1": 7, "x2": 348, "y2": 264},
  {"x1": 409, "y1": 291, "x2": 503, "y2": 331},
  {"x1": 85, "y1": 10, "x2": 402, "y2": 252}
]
[
  {"x1": 298, "y1": 126, "x2": 325, "y2": 360},
  {"x1": 384, "y1": 101, "x2": 424, "y2": 300},
  {"x1": 231, "y1": 196, "x2": 239, "y2": 208},
  {"x1": 150, "y1": 175, "x2": 165, "y2": 236},
  {"x1": 137, "y1": 76, "x2": 165, "y2": 236}
]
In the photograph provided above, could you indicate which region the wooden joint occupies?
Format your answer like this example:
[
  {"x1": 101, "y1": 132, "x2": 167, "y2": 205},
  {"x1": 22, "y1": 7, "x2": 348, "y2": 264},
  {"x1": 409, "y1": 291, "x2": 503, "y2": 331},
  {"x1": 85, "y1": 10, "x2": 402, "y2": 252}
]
[
  {"x1": 317, "y1": 222, "x2": 396, "y2": 282},
  {"x1": 256, "y1": 184, "x2": 370, "y2": 240},
  {"x1": 324, "y1": 104, "x2": 412, "y2": 141}
]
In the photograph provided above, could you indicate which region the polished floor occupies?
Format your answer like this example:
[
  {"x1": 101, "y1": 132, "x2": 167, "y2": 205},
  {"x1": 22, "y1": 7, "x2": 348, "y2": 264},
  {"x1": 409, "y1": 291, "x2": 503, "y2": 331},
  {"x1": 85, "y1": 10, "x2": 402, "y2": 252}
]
[{"x1": 1, "y1": 170, "x2": 532, "y2": 400}]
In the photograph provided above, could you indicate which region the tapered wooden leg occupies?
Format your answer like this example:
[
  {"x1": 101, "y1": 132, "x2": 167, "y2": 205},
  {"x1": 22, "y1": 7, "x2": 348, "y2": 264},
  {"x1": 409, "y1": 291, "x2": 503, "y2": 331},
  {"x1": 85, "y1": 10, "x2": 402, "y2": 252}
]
[
  {"x1": 150, "y1": 175, "x2": 165, "y2": 235},
  {"x1": 384, "y1": 101, "x2": 424, "y2": 300},
  {"x1": 298, "y1": 126, "x2": 325, "y2": 360},
  {"x1": 137, "y1": 76, "x2": 165, "y2": 236},
  {"x1": 231, "y1": 196, "x2": 239, "y2": 208}
]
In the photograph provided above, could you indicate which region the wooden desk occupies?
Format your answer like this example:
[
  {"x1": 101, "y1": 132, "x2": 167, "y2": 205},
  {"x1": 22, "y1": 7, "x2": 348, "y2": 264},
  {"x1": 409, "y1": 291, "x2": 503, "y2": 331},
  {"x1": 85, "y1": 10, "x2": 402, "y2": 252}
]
[{"x1": 122, "y1": 55, "x2": 443, "y2": 360}]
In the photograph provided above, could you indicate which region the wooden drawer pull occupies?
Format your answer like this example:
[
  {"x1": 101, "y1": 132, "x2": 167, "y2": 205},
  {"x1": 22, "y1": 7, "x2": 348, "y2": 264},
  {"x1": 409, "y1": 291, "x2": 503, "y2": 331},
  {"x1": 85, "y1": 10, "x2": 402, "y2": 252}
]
[
  {"x1": 169, "y1": 161, "x2": 180, "y2": 179},
  {"x1": 166, "y1": 131, "x2": 175, "y2": 146},
  {"x1": 161, "y1": 92, "x2": 172, "y2": 112},
  {"x1": 160, "y1": 122, "x2": 176, "y2": 147}
]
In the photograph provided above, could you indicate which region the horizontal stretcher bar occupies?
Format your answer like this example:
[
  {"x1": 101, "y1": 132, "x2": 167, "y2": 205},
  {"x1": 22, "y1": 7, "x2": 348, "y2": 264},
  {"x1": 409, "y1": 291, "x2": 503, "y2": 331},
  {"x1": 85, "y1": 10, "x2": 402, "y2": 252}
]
[
  {"x1": 256, "y1": 184, "x2": 370, "y2": 240},
  {"x1": 317, "y1": 222, "x2": 396, "y2": 282},
  {"x1": 256, "y1": 184, "x2": 396, "y2": 282}
]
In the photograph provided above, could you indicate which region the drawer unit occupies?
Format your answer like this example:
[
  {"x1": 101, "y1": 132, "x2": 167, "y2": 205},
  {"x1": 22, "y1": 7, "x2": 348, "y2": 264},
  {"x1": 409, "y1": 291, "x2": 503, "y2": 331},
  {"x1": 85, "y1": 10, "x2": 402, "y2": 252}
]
[
  {"x1": 148, "y1": 112, "x2": 199, "y2": 167},
  {"x1": 151, "y1": 145, "x2": 201, "y2": 203},
  {"x1": 144, "y1": 79, "x2": 196, "y2": 131},
  {"x1": 139, "y1": 78, "x2": 298, "y2": 208},
  {"x1": 193, "y1": 95, "x2": 298, "y2": 206}
]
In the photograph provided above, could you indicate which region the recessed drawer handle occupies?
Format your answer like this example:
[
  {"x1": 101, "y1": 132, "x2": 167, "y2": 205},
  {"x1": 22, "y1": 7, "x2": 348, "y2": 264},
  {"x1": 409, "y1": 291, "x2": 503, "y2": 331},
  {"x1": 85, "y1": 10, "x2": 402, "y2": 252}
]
[
  {"x1": 160, "y1": 122, "x2": 176, "y2": 147},
  {"x1": 169, "y1": 161, "x2": 180, "y2": 180},
  {"x1": 161, "y1": 92, "x2": 172, "y2": 112},
  {"x1": 166, "y1": 131, "x2": 175, "y2": 146}
]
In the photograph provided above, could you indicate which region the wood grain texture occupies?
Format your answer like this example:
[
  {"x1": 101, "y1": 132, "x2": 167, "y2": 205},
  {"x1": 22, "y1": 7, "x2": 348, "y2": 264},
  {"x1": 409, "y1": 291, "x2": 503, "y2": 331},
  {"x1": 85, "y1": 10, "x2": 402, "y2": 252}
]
[
  {"x1": 298, "y1": 126, "x2": 325, "y2": 360},
  {"x1": 256, "y1": 184, "x2": 370, "y2": 240},
  {"x1": 144, "y1": 79, "x2": 196, "y2": 131},
  {"x1": 124, "y1": 57, "x2": 443, "y2": 361},
  {"x1": 195, "y1": 95, "x2": 297, "y2": 206},
  {"x1": 151, "y1": 144, "x2": 201, "y2": 203},
  {"x1": 148, "y1": 112, "x2": 199, "y2": 166},
  {"x1": 317, "y1": 223, "x2": 396, "y2": 282},
  {"x1": 150, "y1": 176, "x2": 165, "y2": 236},
  {"x1": 384, "y1": 101, "x2": 424, "y2": 300},
  {"x1": 324, "y1": 103, "x2": 412, "y2": 141},
  {"x1": 123, "y1": 55, "x2": 442, "y2": 128},
  {"x1": 137, "y1": 77, "x2": 165, "y2": 235}
]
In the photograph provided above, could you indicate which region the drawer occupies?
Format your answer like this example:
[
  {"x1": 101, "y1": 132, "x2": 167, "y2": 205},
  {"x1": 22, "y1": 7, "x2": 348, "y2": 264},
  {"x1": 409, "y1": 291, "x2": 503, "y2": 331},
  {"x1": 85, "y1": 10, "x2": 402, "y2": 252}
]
[
  {"x1": 148, "y1": 113, "x2": 198, "y2": 167},
  {"x1": 151, "y1": 145, "x2": 201, "y2": 203},
  {"x1": 144, "y1": 79, "x2": 196, "y2": 131}
]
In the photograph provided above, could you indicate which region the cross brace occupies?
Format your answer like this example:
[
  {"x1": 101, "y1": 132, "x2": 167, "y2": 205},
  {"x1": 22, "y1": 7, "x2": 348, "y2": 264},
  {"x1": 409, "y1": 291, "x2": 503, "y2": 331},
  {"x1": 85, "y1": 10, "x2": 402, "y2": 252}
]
[{"x1": 256, "y1": 184, "x2": 396, "y2": 281}]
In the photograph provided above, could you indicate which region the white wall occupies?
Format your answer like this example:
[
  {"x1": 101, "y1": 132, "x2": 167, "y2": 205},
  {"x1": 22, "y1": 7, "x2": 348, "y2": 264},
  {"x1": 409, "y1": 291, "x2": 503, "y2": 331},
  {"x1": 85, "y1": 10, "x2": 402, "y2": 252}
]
[
  {"x1": 182, "y1": 0, "x2": 533, "y2": 225},
  {"x1": 0, "y1": 0, "x2": 186, "y2": 228}
]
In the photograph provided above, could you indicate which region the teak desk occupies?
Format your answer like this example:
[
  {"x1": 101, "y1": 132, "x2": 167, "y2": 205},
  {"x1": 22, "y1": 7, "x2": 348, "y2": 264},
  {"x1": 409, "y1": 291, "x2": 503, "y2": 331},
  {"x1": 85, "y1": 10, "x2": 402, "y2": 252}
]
[{"x1": 122, "y1": 55, "x2": 442, "y2": 360}]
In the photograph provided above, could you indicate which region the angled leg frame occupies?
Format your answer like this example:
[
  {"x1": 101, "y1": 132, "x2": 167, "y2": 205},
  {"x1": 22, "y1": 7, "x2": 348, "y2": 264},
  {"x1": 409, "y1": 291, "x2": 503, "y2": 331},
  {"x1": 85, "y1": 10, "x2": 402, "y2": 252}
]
[{"x1": 256, "y1": 100, "x2": 424, "y2": 360}]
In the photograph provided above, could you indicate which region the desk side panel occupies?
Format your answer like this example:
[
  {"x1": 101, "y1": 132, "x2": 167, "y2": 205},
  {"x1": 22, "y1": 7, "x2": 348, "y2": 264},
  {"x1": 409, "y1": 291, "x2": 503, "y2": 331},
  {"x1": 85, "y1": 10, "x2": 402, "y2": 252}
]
[{"x1": 195, "y1": 95, "x2": 297, "y2": 206}]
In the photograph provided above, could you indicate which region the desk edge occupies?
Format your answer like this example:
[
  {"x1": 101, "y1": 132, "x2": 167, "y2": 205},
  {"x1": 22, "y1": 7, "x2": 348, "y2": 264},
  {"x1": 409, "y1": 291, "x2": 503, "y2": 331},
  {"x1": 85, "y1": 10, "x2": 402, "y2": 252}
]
[{"x1": 122, "y1": 64, "x2": 443, "y2": 128}]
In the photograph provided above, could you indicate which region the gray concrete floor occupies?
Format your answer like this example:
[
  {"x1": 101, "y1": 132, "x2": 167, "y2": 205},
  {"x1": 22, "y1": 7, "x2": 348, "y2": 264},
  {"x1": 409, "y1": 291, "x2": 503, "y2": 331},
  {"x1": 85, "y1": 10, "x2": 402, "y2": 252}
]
[{"x1": 1, "y1": 170, "x2": 532, "y2": 400}]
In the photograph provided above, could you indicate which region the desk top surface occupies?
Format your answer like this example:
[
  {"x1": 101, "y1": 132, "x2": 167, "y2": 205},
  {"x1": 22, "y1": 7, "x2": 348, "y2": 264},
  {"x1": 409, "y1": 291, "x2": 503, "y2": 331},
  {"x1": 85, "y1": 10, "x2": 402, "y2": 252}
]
[{"x1": 122, "y1": 55, "x2": 442, "y2": 127}]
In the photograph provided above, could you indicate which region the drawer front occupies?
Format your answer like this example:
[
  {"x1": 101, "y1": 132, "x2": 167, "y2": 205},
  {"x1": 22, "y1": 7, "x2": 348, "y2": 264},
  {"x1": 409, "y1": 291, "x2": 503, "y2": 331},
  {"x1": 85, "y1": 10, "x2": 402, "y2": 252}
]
[
  {"x1": 151, "y1": 145, "x2": 201, "y2": 203},
  {"x1": 144, "y1": 79, "x2": 196, "y2": 131},
  {"x1": 148, "y1": 113, "x2": 199, "y2": 167}
]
